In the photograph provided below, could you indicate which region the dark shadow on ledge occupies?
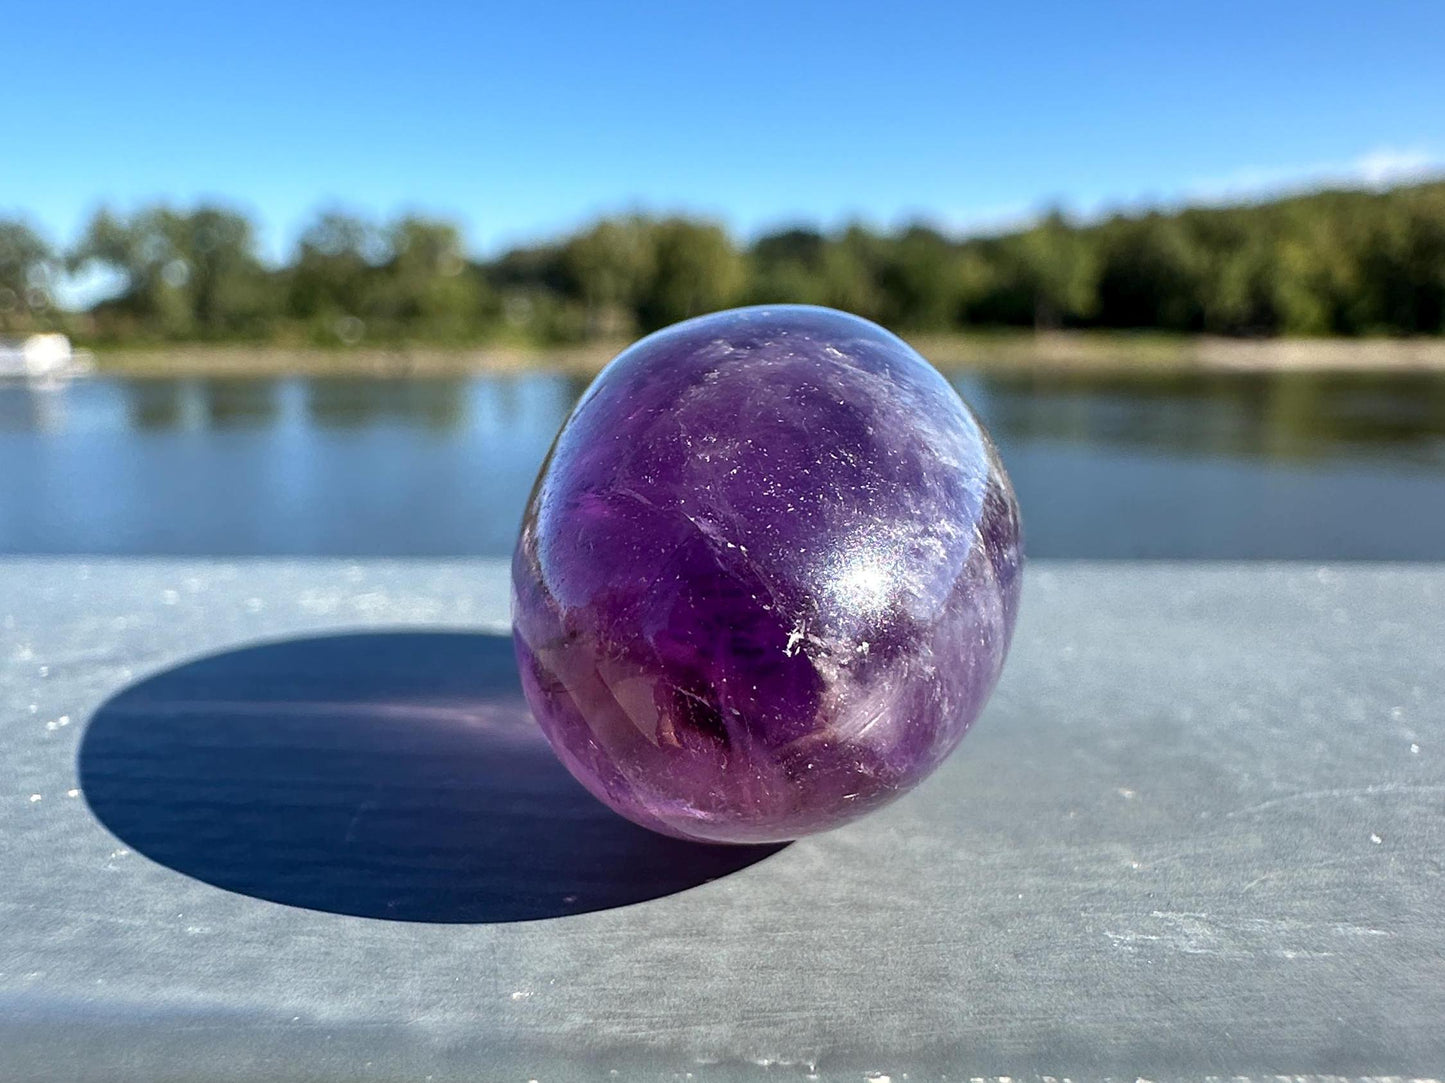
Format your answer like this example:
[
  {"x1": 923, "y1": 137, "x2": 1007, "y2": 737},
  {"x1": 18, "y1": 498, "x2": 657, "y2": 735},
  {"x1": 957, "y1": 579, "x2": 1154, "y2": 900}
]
[{"x1": 79, "y1": 632, "x2": 785, "y2": 923}]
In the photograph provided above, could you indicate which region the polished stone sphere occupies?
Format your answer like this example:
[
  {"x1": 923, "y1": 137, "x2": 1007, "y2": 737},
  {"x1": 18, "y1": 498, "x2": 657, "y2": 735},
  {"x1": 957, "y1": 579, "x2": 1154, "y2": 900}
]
[{"x1": 512, "y1": 305, "x2": 1021, "y2": 843}]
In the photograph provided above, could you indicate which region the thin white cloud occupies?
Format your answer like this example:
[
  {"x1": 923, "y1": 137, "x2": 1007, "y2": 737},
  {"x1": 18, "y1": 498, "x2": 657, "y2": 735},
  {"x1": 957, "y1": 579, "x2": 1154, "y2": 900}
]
[
  {"x1": 932, "y1": 146, "x2": 1445, "y2": 241},
  {"x1": 1187, "y1": 145, "x2": 1445, "y2": 204},
  {"x1": 937, "y1": 201, "x2": 1040, "y2": 238},
  {"x1": 1352, "y1": 147, "x2": 1440, "y2": 187}
]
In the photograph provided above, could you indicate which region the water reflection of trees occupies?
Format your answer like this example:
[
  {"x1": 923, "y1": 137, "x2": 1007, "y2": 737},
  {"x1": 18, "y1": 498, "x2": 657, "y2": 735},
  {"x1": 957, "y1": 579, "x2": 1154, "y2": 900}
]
[
  {"x1": 305, "y1": 379, "x2": 469, "y2": 431},
  {"x1": 564, "y1": 372, "x2": 592, "y2": 415},
  {"x1": 0, "y1": 386, "x2": 67, "y2": 433},
  {"x1": 203, "y1": 379, "x2": 281, "y2": 426},
  {"x1": 98, "y1": 368, "x2": 1445, "y2": 466},
  {"x1": 961, "y1": 371, "x2": 1445, "y2": 463},
  {"x1": 126, "y1": 380, "x2": 190, "y2": 430},
  {"x1": 117, "y1": 373, "x2": 579, "y2": 436},
  {"x1": 125, "y1": 378, "x2": 282, "y2": 430}
]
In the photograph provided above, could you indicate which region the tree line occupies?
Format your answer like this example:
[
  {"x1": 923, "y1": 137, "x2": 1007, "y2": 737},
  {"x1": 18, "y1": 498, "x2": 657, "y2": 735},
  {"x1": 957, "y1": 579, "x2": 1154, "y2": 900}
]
[{"x1": 2, "y1": 180, "x2": 1443, "y2": 345}]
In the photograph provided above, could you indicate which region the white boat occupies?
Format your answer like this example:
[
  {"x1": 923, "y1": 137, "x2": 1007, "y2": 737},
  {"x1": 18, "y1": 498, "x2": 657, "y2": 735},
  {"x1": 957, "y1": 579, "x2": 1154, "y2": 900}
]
[{"x1": 0, "y1": 334, "x2": 95, "y2": 384}]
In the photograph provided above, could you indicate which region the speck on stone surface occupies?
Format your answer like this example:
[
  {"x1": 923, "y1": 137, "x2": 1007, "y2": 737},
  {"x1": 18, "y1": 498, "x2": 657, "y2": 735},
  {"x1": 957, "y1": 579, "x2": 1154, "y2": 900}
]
[{"x1": 511, "y1": 305, "x2": 1022, "y2": 843}]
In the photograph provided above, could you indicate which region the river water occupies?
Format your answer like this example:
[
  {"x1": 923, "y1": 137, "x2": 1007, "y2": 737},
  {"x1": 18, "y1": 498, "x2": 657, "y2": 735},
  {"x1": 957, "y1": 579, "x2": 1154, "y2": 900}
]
[{"x1": 3, "y1": 369, "x2": 1444, "y2": 559}]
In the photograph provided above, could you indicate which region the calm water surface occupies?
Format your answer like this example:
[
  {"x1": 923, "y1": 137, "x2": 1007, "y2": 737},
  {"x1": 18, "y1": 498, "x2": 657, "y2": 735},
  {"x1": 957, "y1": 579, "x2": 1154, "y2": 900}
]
[{"x1": 3, "y1": 369, "x2": 1444, "y2": 559}]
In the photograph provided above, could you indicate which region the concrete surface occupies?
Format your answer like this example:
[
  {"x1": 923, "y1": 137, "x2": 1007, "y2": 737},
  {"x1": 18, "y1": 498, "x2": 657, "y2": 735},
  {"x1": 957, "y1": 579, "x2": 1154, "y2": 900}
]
[{"x1": 0, "y1": 559, "x2": 1441, "y2": 1081}]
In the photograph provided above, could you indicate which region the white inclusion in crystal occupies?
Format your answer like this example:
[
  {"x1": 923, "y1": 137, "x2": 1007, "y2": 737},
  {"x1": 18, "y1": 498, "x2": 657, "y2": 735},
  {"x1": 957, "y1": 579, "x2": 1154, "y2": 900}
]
[{"x1": 833, "y1": 550, "x2": 892, "y2": 612}]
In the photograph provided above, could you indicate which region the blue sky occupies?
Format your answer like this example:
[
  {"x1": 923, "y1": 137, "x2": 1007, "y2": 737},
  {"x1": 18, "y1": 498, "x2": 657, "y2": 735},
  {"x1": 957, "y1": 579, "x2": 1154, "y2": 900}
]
[{"x1": 7, "y1": 0, "x2": 1445, "y2": 262}]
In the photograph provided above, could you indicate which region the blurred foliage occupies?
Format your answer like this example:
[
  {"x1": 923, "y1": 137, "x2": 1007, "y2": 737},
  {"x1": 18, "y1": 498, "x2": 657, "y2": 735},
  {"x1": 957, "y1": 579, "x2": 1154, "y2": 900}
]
[
  {"x1": 287, "y1": 213, "x2": 491, "y2": 343},
  {"x1": 70, "y1": 206, "x2": 276, "y2": 339},
  {"x1": 7, "y1": 180, "x2": 1445, "y2": 345},
  {"x1": 0, "y1": 217, "x2": 60, "y2": 334}
]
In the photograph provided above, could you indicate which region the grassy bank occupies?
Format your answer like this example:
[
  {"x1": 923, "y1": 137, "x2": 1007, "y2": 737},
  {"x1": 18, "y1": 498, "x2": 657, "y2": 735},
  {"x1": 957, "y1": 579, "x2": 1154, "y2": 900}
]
[{"x1": 88, "y1": 331, "x2": 1445, "y2": 379}]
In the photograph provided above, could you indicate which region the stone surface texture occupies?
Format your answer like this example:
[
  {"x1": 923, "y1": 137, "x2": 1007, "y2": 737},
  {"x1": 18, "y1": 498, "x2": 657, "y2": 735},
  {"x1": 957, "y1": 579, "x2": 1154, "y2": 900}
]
[
  {"x1": 4, "y1": 560, "x2": 1445, "y2": 1081},
  {"x1": 512, "y1": 305, "x2": 1022, "y2": 842}
]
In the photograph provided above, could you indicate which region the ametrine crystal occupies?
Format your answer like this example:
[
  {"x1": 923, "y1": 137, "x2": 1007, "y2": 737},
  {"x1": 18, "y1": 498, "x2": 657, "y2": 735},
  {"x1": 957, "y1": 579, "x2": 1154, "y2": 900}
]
[{"x1": 512, "y1": 305, "x2": 1021, "y2": 843}]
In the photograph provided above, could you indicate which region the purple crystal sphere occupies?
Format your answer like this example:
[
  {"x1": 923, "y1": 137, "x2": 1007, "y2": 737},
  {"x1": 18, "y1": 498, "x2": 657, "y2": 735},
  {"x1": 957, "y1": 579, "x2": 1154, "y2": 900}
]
[{"x1": 512, "y1": 305, "x2": 1021, "y2": 843}]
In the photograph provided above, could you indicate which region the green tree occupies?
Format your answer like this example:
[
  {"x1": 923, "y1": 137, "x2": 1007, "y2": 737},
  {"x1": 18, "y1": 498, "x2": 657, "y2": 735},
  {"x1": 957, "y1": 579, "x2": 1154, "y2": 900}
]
[
  {"x1": 0, "y1": 218, "x2": 55, "y2": 332},
  {"x1": 1093, "y1": 213, "x2": 1208, "y2": 331},
  {"x1": 560, "y1": 216, "x2": 656, "y2": 336},
  {"x1": 748, "y1": 227, "x2": 830, "y2": 305},
  {"x1": 71, "y1": 204, "x2": 274, "y2": 339},
  {"x1": 1012, "y1": 210, "x2": 1100, "y2": 329},
  {"x1": 373, "y1": 216, "x2": 489, "y2": 341},
  {"x1": 1187, "y1": 207, "x2": 1279, "y2": 334},
  {"x1": 25, "y1": 176, "x2": 1445, "y2": 346},
  {"x1": 876, "y1": 224, "x2": 968, "y2": 330},
  {"x1": 286, "y1": 210, "x2": 387, "y2": 339},
  {"x1": 635, "y1": 218, "x2": 744, "y2": 331}
]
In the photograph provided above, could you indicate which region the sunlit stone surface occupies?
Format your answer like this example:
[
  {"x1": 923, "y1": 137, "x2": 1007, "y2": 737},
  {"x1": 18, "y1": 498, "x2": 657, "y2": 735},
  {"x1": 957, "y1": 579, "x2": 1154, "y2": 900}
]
[{"x1": 512, "y1": 305, "x2": 1022, "y2": 843}]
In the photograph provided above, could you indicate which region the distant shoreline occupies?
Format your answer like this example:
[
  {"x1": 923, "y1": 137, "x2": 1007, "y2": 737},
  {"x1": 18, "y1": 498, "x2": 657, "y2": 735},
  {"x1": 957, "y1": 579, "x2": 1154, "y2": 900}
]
[{"x1": 85, "y1": 332, "x2": 1445, "y2": 378}]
